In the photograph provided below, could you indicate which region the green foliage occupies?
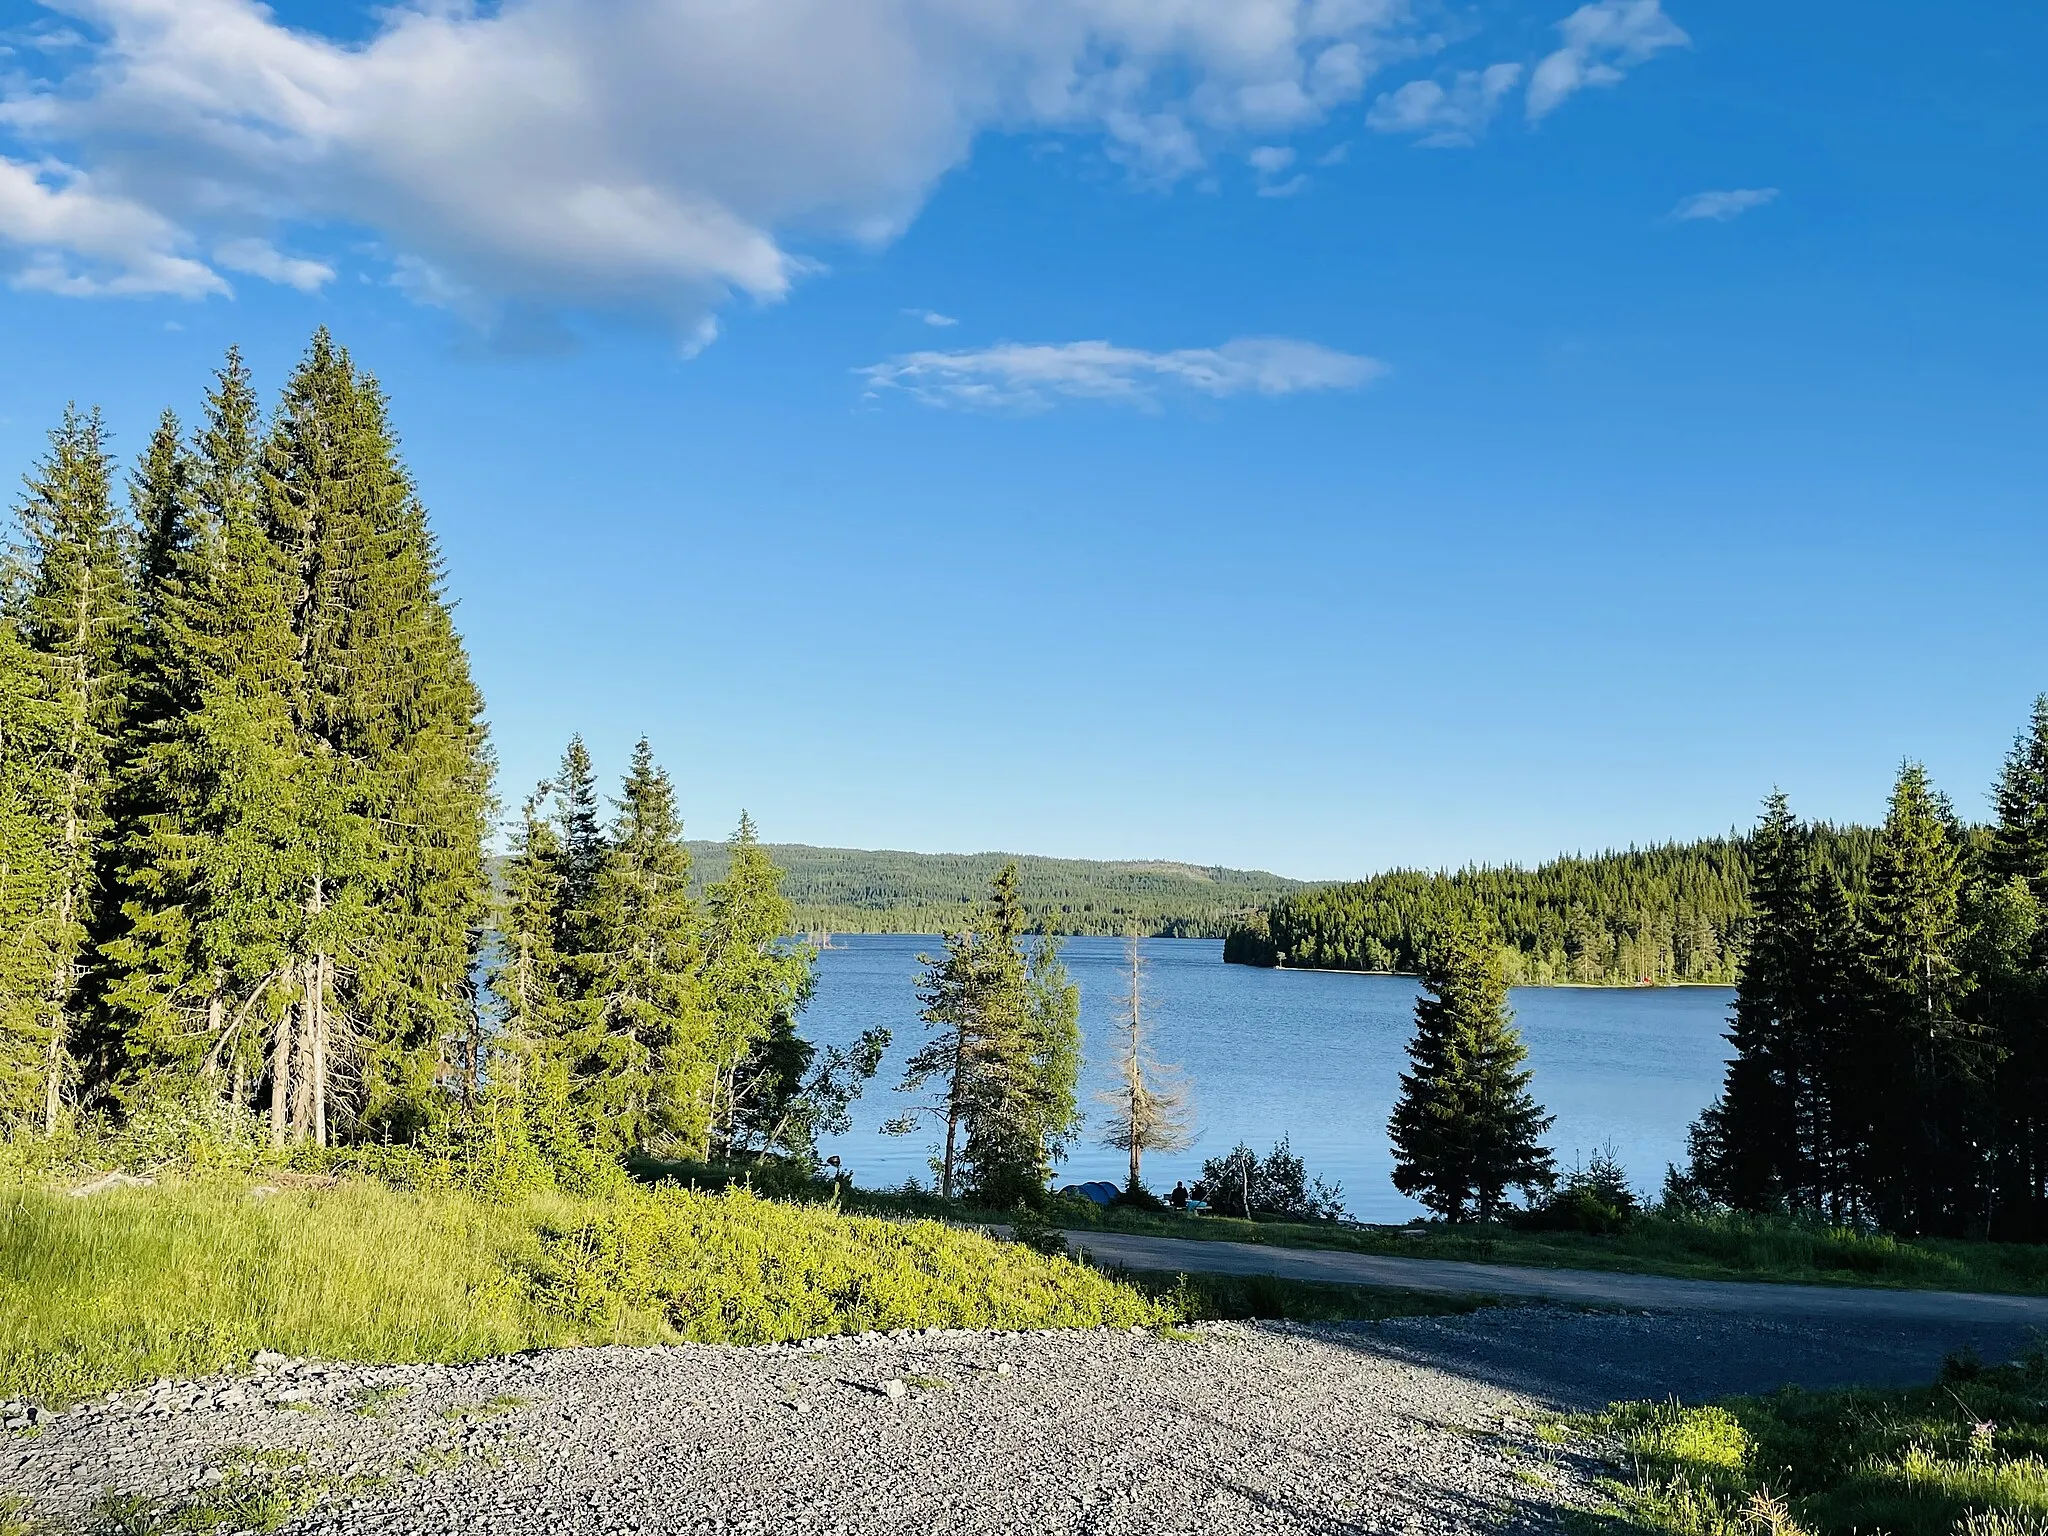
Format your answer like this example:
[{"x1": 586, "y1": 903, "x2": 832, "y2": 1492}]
[
  {"x1": 558, "y1": 740, "x2": 706, "y2": 1156},
  {"x1": 96, "y1": 1449, "x2": 371, "y2": 1535},
  {"x1": 702, "y1": 813, "x2": 819, "y2": 1158},
  {"x1": 1135, "y1": 1269, "x2": 1481, "y2": 1324},
  {"x1": 0, "y1": 1172, "x2": 1165, "y2": 1407},
  {"x1": 1580, "y1": 1351, "x2": 2048, "y2": 1536},
  {"x1": 1523, "y1": 1146, "x2": 1641, "y2": 1234},
  {"x1": 889, "y1": 863, "x2": 1083, "y2": 1205},
  {"x1": 4, "y1": 404, "x2": 134, "y2": 1133},
  {"x1": 1692, "y1": 720, "x2": 2048, "y2": 1240},
  {"x1": 1389, "y1": 925, "x2": 1555, "y2": 1221},
  {"x1": 1224, "y1": 835, "x2": 1825, "y2": 984},
  {"x1": 0, "y1": 616, "x2": 67, "y2": 1123},
  {"x1": 686, "y1": 841, "x2": 1304, "y2": 939},
  {"x1": 1196, "y1": 1138, "x2": 1345, "y2": 1221}
]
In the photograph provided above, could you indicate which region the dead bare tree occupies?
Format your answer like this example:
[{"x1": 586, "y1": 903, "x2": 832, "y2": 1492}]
[{"x1": 1099, "y1": 932, "x2": 1195, "y2": 1195}]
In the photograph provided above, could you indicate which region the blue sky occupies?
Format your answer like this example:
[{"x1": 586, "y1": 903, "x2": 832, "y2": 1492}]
[{"x1": 1, "y1": 0, "x2": 2042, "y2": 879}]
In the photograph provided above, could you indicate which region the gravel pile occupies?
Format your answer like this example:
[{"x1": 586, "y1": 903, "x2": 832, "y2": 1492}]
[{"x1": 2, "y1": 1304, "x2": 2011, "y2": 1535}]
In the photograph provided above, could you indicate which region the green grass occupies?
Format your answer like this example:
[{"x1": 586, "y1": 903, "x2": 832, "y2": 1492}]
[
  {"x1": 1120, "y1": 1268, "x2": 1485, "y2": 1325},
  {"x1": 0, "y1": 1174, "x2": 1165, "y2": 1407},
  {"x1": 852, "y1": 1193, "x2": 2048, "y2": 1297},
  {"x1": 1569, "y1": 1352, "x2": 2048, "y2": 1536},
  {"x1": 95, "y1": 1448, "x2": 370, "y2": 1535}
]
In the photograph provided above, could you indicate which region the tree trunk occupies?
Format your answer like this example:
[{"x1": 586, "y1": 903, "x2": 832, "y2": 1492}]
[
  {"x1": 44, "y1": 568, "x2": 94, "y2": 1138},
  {"x1": 270, "y1": 993, "x2": 292, "y2": 1147},
  {"x1": 311, "y1": 953, "x2": 328, "y2": 1148}
]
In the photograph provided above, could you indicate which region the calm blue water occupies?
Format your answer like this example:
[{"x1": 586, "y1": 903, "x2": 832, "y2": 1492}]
[{"x1": 802, "y1": 934, "x2": 1735, "y2": 1222}]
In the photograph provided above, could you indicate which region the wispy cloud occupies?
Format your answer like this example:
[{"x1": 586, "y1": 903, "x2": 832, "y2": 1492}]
[
  {"x1": 859, "y1": 337, "x2": 1384, "y2": 411},
  {"x1": 1368, "y1": 64, "x2": 1523, "y2": 148},
  {"x1": 1248, "y1": 144, "x2": 1308, "y2": 197},
  {"x1": 1670, "y1": 187, "x2": 1779, "y2": 222},
  {"x1": 0, "y1": 155, "x2": 225, "y2": 298},
  {"x1": 215, "y1": 238, "x2": 333, "y2": 292},
  {"x1": 1527, "y1": 0, "x2": 1689, "y2": 121},
  {"x1": 904, "y1": 307, "x2": 958, "y2": 327}
]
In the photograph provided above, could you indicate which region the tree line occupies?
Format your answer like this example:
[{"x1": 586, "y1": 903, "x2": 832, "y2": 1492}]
[
  {"x1": 1224, "y1": 834, "x2": 1875, "y2": 986},
  {"x1": 0, "y1": 336, "x2": 861, "y2": 1167},
  {"x1": 1684, "y1": 705, "x2": 2048, "y2": 1240},
  {"x1": 685, "y1": 843, "x2": 1304, "y2": 939}
]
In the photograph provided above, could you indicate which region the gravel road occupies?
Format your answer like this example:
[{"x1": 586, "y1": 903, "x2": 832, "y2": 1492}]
[
  {"x1": 6, "y1": 1305, "x2": 2040, "y2": 1536},
  {"x1": 1072, "y1": 1229, "x2": 2048, "y2": 1327}
]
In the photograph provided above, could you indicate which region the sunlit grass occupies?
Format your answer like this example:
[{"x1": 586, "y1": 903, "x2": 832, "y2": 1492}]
[
  {"x1": 0, "y1": 1175, "x2": 1164, "y2": 1406},
  {"x1": 1576, "y1": 1352, "x2": 2048, "y2": 1536}
]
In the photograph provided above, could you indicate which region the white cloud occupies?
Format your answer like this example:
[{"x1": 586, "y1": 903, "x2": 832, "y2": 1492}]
[
  {"x1": 215, "y1": 237, "x2": 333, "y2": 292},
  {"x1": 0, "y1": 0, "x2": 1423, "y2": 331},
  {"x1": 0, "y1": 154, "x2": 223, "y2": 297},
  {"x1": 905, "y1": 308, "x2": 959, "y2": 327},
  {"x1": 1527, "y1": 0, "x2": 1689, "y2": 121},
  {"x1": 1248, "y1": 143, "x2": 1305, "y2": 196},
  {"x1": 0, "y1": 0, "x2": 1687, "y2": 334},
  {"x1": 1368, "y1": 63, "x2": 1522, "y2": 148},
  {"x1": 859, "y1": 336, "x2": 1384, "y2": 410},
  {"x1": 1671, "y1": 187, "x2": 1779, "y2": 222}
]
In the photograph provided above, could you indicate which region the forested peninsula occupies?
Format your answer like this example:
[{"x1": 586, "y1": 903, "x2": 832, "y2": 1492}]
[
  {"x1": 685, "y1": 843, "x2": 1305, "y2": 938},
  {"x1": 1224, "y1": 831, "x2": 1881, "y2": 986}
]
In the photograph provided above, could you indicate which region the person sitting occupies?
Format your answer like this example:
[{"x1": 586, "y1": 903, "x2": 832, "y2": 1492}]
[{"x1": 1168, "y1": 1180, "x2": 1190, "y2": 1211}]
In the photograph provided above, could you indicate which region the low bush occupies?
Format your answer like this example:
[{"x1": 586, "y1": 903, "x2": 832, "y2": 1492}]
[
  {"x1": 1197, "y1": 1139, "x2": 1345, "y2": 1222},
  {"x1": 1521, "y1": 1146, "x2": 1640, "y2": 1235}
]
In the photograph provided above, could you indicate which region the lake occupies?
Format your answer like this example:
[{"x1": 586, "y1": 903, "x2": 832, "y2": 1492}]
[{"x1": 801, "y1": 934, "x2": 1735, "y2": 1221}]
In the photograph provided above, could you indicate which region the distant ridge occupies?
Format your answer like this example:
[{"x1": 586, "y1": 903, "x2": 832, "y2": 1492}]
[{"x1": 685, "y1": 841, "x2": 1305, "y2": 938}]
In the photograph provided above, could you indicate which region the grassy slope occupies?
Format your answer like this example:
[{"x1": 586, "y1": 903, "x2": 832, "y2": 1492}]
[
  {"x1": 1571, "y1": 1353, "x2": 2048, "y2": 1536},
  {"x1": 0, "y1": 1176, "x2": 1163, "y2": 1406},
  {"x1": 0, "y1": 1175, "x2": 1482, "y2": 1409},
  {"x1": 683, "y1": 841, "x2": 1305, "y2": 938},
  {"x1": 854, "y1": 1195, "x2": 2048, "y2": 1297}
]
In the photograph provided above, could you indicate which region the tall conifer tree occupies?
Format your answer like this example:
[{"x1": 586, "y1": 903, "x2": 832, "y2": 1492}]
[
  {"x1": 1860, "y1": 762, "x2": 1975, "y2": 1233},
  {"x1": 0, "y1": 613, "x2": 67, "y2": 1121},
  {"x1": 1389, "y1": 924, "x2": 1555, "y2": 1221},
  {"x1": 105, "y1": 351, "x2": 308, "y2": 1114},
  {"x1": 701, "y1": 812, "x2": 814, "y2": 1158},
  {"x1": 1981, "y1": 699, "x2": 2048, "y2": 1236},
  {"x1": 561, "y1": 740, "x2": 704, "y2": 1154},
  {"x1": 9, "y1": 407, "x2": 133, "y2": 1131}
]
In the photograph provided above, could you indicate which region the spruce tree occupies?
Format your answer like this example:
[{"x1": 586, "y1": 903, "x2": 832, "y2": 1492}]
[
  {"x1": 1701, "y1": 792, "x2": 1809, "y2": 1210},
  {"x1": 1859, "y1": 762, "x2": 1976, "y2": 1233},
  {"x1": 0, "y1": 613, "x2": 67, "y2": 1122},
  {"x1": 561, "y1": 740, "x2": 705, "y2": 1155},
  {"x1": 103, "y1": 350, "x2": 307, "y2": 1115},
  {"x1": 1979, "y1": 697, "x2": 2048, "y2": 1237},
  {"x1": 258, "y1": 332, "x2": 493, "y2": 1141},
  {"x1": 891, "y1": 862, "x2": 1076, "y2": 1204},
  {"x1": 1388, "y1": 924, "x2": 1555, "y2": 1222},
  {"x1": 701, "y1": 812, "x2": 814, "y2": 1159},
  {"x1": 488, "y1": 783, "x2": 568, "y2": 1079},
  {"x1": 9, "y1": 406, "x2": 134, "y2": 1132},
  {"x1": 552, "y1": 735, "x2": 606, "y2": 953},
  {"x1": 1989, "y1": 697, "x2": 2048, "y2": 908}
]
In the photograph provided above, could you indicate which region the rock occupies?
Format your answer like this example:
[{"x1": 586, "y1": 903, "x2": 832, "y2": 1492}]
[
  {"x1": 881, "y1": 1379, "x2": 908, "y2": 1400},
  {"x1": 253, "y1": 1350, "x2": 288, "y2": 1368},
  {"x1": 67, "y1": 1170, "x2": 155, "y2": 1198}
]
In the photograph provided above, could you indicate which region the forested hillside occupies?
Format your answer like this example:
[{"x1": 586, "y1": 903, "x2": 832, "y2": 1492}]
[
  {"x1": 1224, "y1": 831, "x2": 1880, "y2": 985},
  {"x1": 686, "y1": 843, "x2": 1304, "y2": 937}
]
